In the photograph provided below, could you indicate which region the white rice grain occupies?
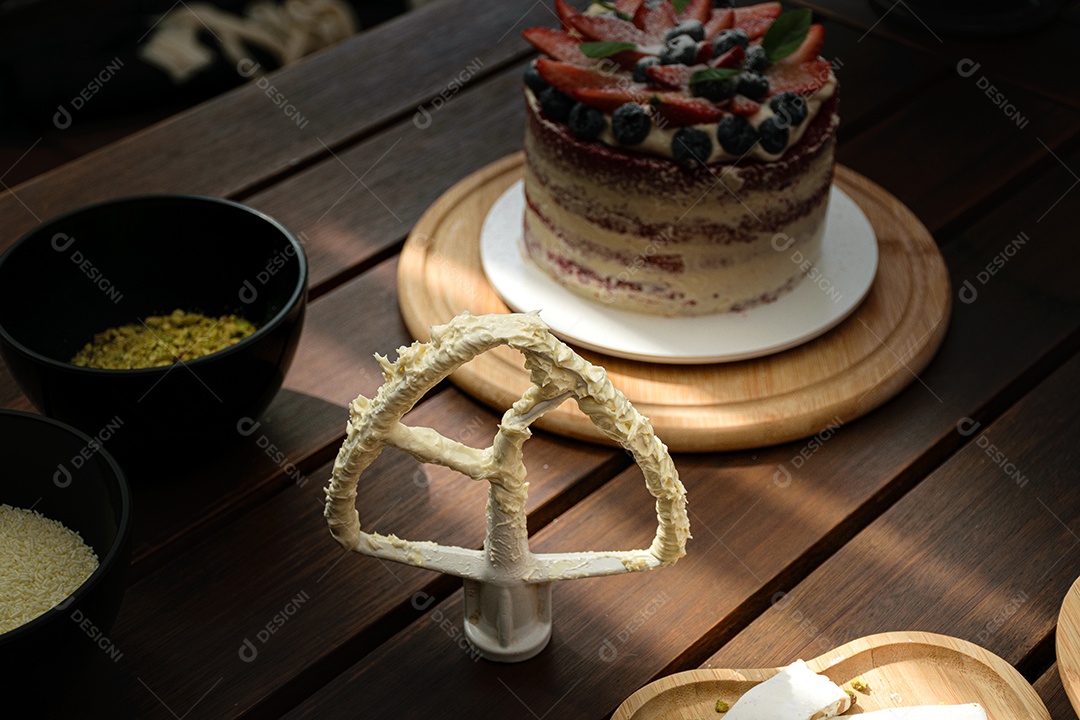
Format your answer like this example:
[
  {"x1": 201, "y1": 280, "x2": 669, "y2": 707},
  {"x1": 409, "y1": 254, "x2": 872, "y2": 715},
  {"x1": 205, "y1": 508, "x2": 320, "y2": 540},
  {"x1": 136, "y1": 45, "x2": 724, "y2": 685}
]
[{"x1": 0, "y1": 503, "x2": 99, "y2": 634}]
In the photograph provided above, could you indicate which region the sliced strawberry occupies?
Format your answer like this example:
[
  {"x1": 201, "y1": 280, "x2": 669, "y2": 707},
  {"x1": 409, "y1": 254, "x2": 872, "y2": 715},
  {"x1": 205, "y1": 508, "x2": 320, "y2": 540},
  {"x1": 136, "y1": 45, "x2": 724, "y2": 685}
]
[
  {"x1": 646, "y1": 63, "x2": 696, "y2": 89},
  {"x1": 554, "y1": 0, "x2": 579, "y2": 31},
  {"x1": 730, "y1": 95, "x2": 761, "y2": 116},
  {"x1": 536, "y1": 58, "x2": 621, "y2": 95},
  {"x1": 694, "y1": 40, "x2": 713, "y2": 65},
  {"x1": 633, "y1": 1, "x2": 678, "y2": 43},
  {"x1": 779, "y1": 23, "x2": 825, "y2": 64},
  {"x1": 678, "y1": 0, "x2": 711, "y2": 23},
  {"x1": 708, "y1": 45, "x2": 745, "y2": 69},
  {"x1": 651, "y1": 93, "x2": 725, "y2": 127},
  {"x1": 765, "y1": 58, "x2": 831, "y2": 95},
  {"x1": 732, "y1": 2, "x2": 781, "y2": 39},
  {"x1": 521, "y1": 27, "x2": 593, "y2": 66},
  {"x1": 704, "y1": 8, "x2": 734, "y2": 38},
  {"x1": 573, "y1": 87, "x2": 645, "y2": 113},
  {"x1": 613, "y1": 0, "x2": 643, "y2": 14},
  {"x1": 570, "y1": 13, "x2": 646, "y2": 43},
  {"x1": 609, "y1": 48, "x2": 653, "y2": 70}
]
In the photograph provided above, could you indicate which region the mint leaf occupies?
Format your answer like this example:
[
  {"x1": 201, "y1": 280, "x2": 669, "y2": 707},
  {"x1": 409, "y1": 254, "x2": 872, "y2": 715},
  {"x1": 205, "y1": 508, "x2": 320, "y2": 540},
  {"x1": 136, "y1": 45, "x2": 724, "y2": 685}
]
[
  {"x1": 762, "y1": 8, "x2": 812, "y2": 62},
  {"x1": 689, "y1": 67, "x2": 741, "y2": 85},
  {"x1": 671, "y1": 0, "x2": 690, "y2": 13},
  {"x1": 595, "y1": 1, "x2": 633, "y2": 21},
  {"x1": 580, "y1": 41, "x2": 637, "y2": 58}
]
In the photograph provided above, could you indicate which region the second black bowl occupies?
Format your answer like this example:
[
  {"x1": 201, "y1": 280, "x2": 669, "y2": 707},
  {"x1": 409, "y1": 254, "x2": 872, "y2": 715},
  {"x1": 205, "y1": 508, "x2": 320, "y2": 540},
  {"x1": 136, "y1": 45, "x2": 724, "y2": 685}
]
[{"x1": 0, "y1": 195, "x2": 307, "y2": 462}]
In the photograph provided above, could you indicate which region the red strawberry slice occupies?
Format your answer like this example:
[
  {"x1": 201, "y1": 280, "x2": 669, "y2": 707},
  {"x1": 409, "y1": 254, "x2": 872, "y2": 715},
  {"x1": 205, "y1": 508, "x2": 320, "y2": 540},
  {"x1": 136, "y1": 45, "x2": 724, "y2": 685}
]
[
  {"x1": 633, "y1": 1, "x2": 678, "y2": 43},
  {"x1": 554, "y1": 0, "x2": 579, "y2": 31},
  {"x1": 678, "y1": 0, "x2": 711, "y2": 23},
  {"x1": 609, "y1": 48, "x2": 654, "y2": 70},
  {"x1": 704, "y1": 8, "x2": 734, "y2": 38},
  {"x1": 521, "y1": 27, "x2": 593, "y2": 66},
  {"x1": 779, "y1": 23, "x2": 825, "y2": 64},
  {"x1": 646, "y1": 64, "x2": 696, "y2": 89},
  {"x1": 733, "y1": 2, "x2": 781, "y2": 39},
  {"x1": 765, "y1": 58, "x2": 831, "y2": 95},
  {"x1": 570, "y1": 13, "x2": 646, "y2": 43},
  {"x1": 651, "y1": 93, "x2": 725, "y2": 127},
  {"x1": 536, "y1": 58, "x2": 621, "y2": 95},
  {"x1": 730, "y1": 95, "x2": 761, "y2": 116},
  {"x1": 613, "y1": 0, "x2": 643, "y2": 13},
  {"x1": 709, "y1": 45, "x2": 745, "y2": 68},
  {"x1": 694, "y1": 40, "x2": 714, "y2": 64},
  {"x1": 573, "y1": 87, "x2": 646, "y2": 113}
]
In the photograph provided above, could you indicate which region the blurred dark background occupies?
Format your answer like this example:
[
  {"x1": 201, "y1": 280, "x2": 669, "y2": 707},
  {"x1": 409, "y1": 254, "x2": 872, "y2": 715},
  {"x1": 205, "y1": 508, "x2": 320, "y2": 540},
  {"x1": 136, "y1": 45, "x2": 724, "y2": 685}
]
[{"x1": 0, "y1": 0, "x2": 413, "y2": 186}]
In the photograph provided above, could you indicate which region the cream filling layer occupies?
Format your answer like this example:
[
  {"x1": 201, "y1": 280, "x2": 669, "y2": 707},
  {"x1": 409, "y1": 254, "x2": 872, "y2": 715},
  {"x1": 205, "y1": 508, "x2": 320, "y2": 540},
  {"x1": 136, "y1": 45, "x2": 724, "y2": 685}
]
[{"x1": 526, "y1": 134, "x2": 835, "y2": 233}]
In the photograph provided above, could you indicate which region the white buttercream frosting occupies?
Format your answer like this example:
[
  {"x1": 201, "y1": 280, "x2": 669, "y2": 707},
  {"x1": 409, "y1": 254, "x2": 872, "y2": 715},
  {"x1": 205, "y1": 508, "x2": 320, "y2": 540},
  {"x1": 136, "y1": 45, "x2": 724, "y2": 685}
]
[{"x1": 323, "y1": 311, "x2": 690, "y2": 583}]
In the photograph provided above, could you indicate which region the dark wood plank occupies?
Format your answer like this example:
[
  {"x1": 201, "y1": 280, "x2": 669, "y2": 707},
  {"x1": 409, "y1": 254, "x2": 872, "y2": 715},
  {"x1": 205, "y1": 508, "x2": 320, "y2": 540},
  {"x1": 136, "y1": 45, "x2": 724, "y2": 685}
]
[
  {"x1": 789, "y1": 0, "x2": 1080, "y2": 111},
  {"x1": 1035, "y1": 664, "x2": 1079, "y2": 720},
  {"x1": 704, "y1": 352, "x2": 1080, "y2": 681},
  {"x1": 0, "y1": 0, "x2": 554, "y2": 243},
  {"x1": 41, "y1": 387, "x2": 621, "y2": 719},
  {"x1": 836, "y1": 76, "x2": 1078, "y2": 240},
  {"x1": 277, "y1": 132, "x2": 1080, "y2": 720}
]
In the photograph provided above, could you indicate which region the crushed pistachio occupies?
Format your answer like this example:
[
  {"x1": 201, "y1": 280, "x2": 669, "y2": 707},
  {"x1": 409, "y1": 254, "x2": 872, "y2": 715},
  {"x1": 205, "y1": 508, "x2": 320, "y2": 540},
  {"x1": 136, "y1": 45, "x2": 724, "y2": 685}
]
[
  {"x1": 850, "y1": 677, "x2": 870, "y2": 693},
  {"x1": 71, "y1": 309, "x2": 257, "y2": 369},
  {"x1": 715, "y1": 699, "x2": 729, "y2": 713}
]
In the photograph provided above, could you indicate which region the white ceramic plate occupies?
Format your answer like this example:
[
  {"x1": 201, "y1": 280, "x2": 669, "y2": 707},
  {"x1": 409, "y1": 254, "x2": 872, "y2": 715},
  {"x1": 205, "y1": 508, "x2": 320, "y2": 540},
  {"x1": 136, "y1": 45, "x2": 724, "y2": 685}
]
[{"x1": 480, "y1": 181, "x2": 878, "y2": 364}]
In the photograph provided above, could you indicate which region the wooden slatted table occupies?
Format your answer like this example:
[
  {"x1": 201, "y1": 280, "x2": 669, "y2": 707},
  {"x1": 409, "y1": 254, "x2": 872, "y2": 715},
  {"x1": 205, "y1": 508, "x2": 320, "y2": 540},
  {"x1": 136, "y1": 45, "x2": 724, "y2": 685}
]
[{"x1": 4, "y1": 1, "x2": 1078, "y2": 717}]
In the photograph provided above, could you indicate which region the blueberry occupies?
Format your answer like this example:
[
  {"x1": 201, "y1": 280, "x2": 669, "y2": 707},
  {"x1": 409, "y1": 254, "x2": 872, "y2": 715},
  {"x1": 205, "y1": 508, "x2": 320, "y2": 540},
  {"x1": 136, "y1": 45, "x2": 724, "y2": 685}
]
[
  {"x1": 660, "y1": 35, "x2": 698, "y2": 65},
  {"x1": 672, "y1": 127, "x2": 713, "y2": 167},
  {"x1": 744, "y1": 45, "x2": 769, "y2": 73},
  {"x1": 712, "y1": 29, "x2": 749, "y2": 57},
  {"x1": 692, "y1": 76, "x2": 737, "y2": 102},
  {"x1": 634, "y1": 56, "x2": 661, "y2": 83},
  {"x1": 769, "y1": 91, "x2": 808, "y2": 127},
  {"x1": 524, "y1": 65, "x2": 548, "y2": 94},
  {"x1": 666, "y1": 19, "x2": 705, "y2": 43},
  {"x1": 758, "y1": 116, "x2": 789, "y2": 154},
  {"x1": 612, "y1": 103, "x2": 652, "y2": 145},
  {"x1": 736, "y1": 71, "x2": 769, "y2": 101},
  {"x1": 717, "y1": 114, "x2": 758, "y2": 155},
  {"x1": 567, "y1": 102, "x2": 606, "y2": 140},
  {"x1": 538, "y1": 87, "x2": 574, "y2": 122}
]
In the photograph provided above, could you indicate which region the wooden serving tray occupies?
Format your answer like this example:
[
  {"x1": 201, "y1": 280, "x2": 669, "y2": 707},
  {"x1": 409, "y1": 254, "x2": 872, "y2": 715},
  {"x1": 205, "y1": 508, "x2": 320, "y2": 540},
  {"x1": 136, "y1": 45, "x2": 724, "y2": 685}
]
[
  {"x1": 398, "y1": 153, "x2": 951, "y2": 452},
  {"x1": 1057, "y1": 576, "x2": 1080, "y2": 715},
  {"x1": 612, "y1": 632, "x2": 1050, "y2": 720}
]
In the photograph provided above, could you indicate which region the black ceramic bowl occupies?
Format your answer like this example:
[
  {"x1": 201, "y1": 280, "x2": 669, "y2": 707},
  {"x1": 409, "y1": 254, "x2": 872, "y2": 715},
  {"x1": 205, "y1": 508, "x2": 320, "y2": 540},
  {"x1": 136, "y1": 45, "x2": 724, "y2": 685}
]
[
  {"x1": 0, "y1": 195, "x2": 307, "y2": 462},
  {"x1": 0, "y1": 410, "x2": 132, "y2": 692}
]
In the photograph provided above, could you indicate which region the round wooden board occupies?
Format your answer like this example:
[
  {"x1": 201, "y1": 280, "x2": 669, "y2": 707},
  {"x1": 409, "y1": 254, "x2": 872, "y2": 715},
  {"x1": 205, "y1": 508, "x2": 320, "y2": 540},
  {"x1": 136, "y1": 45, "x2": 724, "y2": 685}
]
[
  {"x1": 398, "y1": 153, "x2": 951, "y2": 452},
  {"x1": 611, "y1": 631, "x2": 1050, "y2": 720},
  {"x1": 1056, "y1": 575, "x2": 1080, "y2": 716}
]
